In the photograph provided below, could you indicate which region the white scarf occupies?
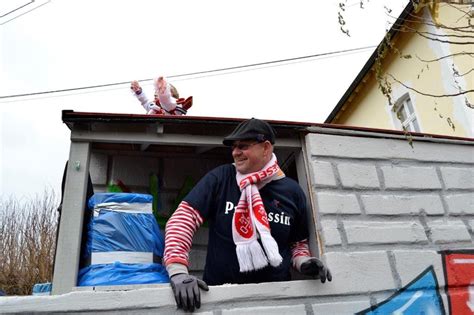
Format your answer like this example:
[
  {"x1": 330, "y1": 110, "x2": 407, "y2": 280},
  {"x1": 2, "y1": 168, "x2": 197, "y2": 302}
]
[{"x1": 232, "y1": 153, "x2": 285, "y2": 272}]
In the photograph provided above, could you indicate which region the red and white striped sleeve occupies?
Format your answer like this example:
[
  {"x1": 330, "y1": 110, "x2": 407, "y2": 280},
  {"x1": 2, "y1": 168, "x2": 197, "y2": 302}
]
[
  {"x1": 164, "y1": 201, "x2": 204, "y2": 268},
  {"x1": 290, "y1": 239, "x2": 312, "y2": 270}
]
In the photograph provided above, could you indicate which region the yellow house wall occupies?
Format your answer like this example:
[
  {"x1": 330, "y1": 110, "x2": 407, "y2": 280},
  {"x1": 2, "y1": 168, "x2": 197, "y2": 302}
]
[
  {"x1": 438, "y1": 3, "x2": 473, "y2": 101},
  {"x1": 334, "y1": 70, "x2": 393, "y2": 129},
  {"x1": 335, "y1": 4, "x2": 472, "y2": 137}
]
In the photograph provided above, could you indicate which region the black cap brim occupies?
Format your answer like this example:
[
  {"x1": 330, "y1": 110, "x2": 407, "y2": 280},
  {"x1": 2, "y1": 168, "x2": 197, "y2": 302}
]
[{"x1": 223, "y1": 118, "x2": 276, "y2": 146}]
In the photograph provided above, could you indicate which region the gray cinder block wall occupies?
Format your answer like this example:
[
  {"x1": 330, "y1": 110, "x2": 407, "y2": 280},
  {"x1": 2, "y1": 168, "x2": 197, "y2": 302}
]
[
  {"x1": 307, "y1": 132, "x2": 474, "y2": 314},
  {"x1": 1, "y1": 130, "x2": 473, "y2": 314}
]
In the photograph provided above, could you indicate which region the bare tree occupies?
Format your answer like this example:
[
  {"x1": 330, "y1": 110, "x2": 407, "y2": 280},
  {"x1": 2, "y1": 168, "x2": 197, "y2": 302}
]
[{"x1": 0, "y1": 190, "x2": 59, "y2": 295}]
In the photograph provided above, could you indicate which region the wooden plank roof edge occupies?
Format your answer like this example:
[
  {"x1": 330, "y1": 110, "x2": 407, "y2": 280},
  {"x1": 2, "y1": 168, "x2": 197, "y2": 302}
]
[
  {"x1": 61, "y1": 110, "x2": 473, "y2": 143},
  {"x1": 61, "y1": 110, "x2": 316, "y2": 128}
]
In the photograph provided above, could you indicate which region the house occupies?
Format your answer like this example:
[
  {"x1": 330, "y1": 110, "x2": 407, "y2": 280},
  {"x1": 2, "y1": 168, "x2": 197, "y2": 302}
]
[
  {"x1": 1, "y1": 110, "x2": 473, "y2": 314},
  {"x1": 325, "y1": 1, "x2": 473, "y2": 138}
]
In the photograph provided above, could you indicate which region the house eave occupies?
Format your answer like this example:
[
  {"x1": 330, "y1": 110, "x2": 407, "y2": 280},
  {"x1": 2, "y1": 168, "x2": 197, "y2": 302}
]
[{"x1": 324, "y1": 1, "x2": 415, "y2": 123}]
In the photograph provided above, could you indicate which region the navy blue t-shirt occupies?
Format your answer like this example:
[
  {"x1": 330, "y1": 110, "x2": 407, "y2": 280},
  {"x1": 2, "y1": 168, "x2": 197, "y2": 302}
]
[{"x1": 184, "y1": 164, "x2": 309, "y2": 285}]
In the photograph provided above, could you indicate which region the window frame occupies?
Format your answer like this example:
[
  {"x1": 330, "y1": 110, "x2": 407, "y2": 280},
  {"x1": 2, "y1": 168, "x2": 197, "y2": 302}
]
[
  {"x1": 53, "y1": 116, "x2": 319, "y2": 294},
  {"x1": 392, "y1": 93, "x2": 421, "y2": 133}
]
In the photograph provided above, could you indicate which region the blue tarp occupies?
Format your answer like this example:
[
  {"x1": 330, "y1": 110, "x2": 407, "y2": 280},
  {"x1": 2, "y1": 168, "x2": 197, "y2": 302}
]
[
  {"x1": 32, "y1": 283, "x2": 51, "y2": 295},
  {"x1": 78, "y1": 193, "x2": 169, "y2": 286},
  {"x1": 84, "y1": 209, "x2": 164, "y2": 255},
  {"x1": 78, "y1": 263, "x2": 169, "y2": 286},
  {"x1": 88, "y1": 193, "x2": 153, "y2": 209}
]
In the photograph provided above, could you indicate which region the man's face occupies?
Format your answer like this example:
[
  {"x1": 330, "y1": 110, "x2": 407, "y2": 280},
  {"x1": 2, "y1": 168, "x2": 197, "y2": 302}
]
[{"x1": 231, "y1": 140, "x2": 271, "y2": 174}]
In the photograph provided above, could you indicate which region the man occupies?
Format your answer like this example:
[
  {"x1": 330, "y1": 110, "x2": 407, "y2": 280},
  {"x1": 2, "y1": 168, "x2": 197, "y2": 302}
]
[{"x1": 164, "y1": 118, "x2": 332, "y2": 311}]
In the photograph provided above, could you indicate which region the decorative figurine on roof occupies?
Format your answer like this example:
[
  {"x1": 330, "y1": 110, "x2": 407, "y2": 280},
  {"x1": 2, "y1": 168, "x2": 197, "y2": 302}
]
[{"x1": 130, "y1": 76, "x2": 193, "y2": 115}]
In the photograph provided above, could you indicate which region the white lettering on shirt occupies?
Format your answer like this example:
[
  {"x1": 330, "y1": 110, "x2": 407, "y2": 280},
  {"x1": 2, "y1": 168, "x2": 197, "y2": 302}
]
[
  {"x1": 268, "y1": 211, "x2": 291, "y2": 226},
  {"x1": 223, "y1": 201, "x2": 290, "y2": 226},
  {"x1": 225, "y1": 201, "x2": 235, "y2": 214}
]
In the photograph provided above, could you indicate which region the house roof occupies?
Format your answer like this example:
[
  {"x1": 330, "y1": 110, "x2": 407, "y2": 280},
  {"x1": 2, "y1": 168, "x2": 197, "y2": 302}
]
[
  {"x1": 61, "y1": 110, "x2": 473, "y2": 142},
  {"x1": 61, "y1": 110, "x2": 318, "y2": 133},
  {"x1": 324, "y1": 1, "x2": 415, "y2": 123}
]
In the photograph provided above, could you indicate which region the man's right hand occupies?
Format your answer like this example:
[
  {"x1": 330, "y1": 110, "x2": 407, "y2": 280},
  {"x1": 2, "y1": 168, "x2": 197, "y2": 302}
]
[{"x1": 170, "y1": 273, "x2": 209, "y2": 312}]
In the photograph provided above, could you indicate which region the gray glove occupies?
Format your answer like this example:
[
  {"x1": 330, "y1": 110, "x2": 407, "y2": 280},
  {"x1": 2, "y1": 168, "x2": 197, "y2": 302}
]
[
  {"x1": 300, "y1": 257, "x2": 332, "y2": 283},
  {"x1": 170, "y1": 273, "x2": 209, "y2": 312}
]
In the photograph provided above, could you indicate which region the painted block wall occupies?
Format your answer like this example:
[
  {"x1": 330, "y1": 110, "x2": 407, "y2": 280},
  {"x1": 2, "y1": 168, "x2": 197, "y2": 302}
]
[
  {"x1": 2, "y1": 131, "x2": 473, "y2": 314},
  {"x1": 308, "y1": 132, "x2": 474, "y2": 314}
]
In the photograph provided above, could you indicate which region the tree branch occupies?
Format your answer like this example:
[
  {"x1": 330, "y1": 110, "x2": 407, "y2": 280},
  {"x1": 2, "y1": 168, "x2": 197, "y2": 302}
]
[
  {"x1": 387, "y1": 73, "x2": 474, "y2": 98},
  {"x1": 455, "y1": 68, "x2": 474, "y2": 77},
  {"x1": 391, "y1": 24, "x2": 474, "y2": 39},
  {"x1": 415, "y1": 52, "x2": 474, "y2": 63},
  {"x1": 386, "y1": 11, "x2": 474, "y2": 33},
  {"x1": 444, "y1": 2, "x2": 473, "y2": 22},
  {"x1": 416, "y1": 31, "x2": 474, "y2": 45}
]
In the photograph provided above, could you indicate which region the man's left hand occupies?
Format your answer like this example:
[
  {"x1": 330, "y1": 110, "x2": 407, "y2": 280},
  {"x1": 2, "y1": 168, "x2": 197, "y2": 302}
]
[{"x1": 300, "y1": 257, "x2": 332, "y2": 283}]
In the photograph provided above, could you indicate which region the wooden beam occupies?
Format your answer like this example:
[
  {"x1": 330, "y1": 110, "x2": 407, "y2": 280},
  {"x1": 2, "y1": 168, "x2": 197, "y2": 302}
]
[
  {"x1": 295, "y1": 138, "x2": 319, "y2": 258},
  {"x1": 71, "y1": 130, "x2": 301, "y2": 148},
  {"x1": 52, "y1": 141, "x2": 91, "y2": 295}
]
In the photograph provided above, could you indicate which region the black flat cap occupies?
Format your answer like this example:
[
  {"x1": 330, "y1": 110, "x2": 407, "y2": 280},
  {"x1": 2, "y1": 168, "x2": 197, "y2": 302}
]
[{"x1": 223, "y1": 118, "x2": 276, "y2": 146}]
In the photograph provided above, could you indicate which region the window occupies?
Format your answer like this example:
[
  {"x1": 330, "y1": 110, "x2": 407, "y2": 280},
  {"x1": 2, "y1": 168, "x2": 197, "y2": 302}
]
[
  {"x1": 54, "y1": 114, "x2": 318, "y2": 294},
  {"x1": 393, "y1": 94, "x2": 420, "y2": 132}
]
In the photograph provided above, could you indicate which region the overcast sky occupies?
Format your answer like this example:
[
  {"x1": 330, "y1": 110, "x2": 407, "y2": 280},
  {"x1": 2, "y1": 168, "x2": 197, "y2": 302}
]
[{"x1": 0, "y1": 0, "x2": 408, "y2": 199}]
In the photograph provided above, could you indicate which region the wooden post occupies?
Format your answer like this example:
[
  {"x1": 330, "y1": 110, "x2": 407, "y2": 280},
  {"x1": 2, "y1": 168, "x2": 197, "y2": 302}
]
[
  {"x1": 297, "y1": 135, "x2": 320, "y2": 257},
  {"x1": 52, "y1": 141, "x2": 91, "y2": 295}
]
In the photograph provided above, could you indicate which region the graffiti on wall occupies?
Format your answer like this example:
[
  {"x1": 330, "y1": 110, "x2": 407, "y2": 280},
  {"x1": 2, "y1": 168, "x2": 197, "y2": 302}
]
[
  {"x1": 356, "y1": 250, "x2": 474, "y2": 315},
  {"x1": 356, "y1": 266, "x2": 445, "y2": 315},
  {"x1": 442, "y1": 250, "x2": 474, "y2": 315}
]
